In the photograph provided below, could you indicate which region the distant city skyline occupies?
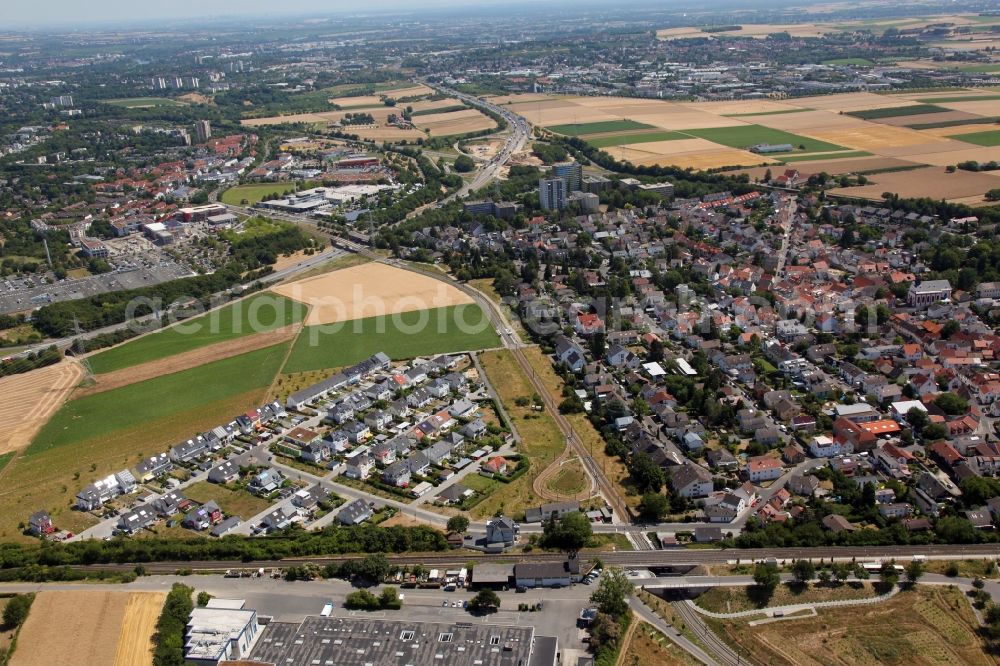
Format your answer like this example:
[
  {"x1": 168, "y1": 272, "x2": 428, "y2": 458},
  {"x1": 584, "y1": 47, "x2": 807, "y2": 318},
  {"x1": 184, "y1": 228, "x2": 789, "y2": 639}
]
[{"x1": 4, "y1": 0, "x2": 519, "y2": 27}]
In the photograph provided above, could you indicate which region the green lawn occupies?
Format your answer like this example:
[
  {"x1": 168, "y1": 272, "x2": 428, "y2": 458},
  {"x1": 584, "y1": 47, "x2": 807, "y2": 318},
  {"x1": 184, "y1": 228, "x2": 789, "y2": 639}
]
[
  {"x1": 585, "y1": 131, "x2": 687, "y2": 148},
  {"x1": 88, "y1": 292, "x2": 306, "y2": 374},
  {"x1": 105, "y1": 97, "x2": 188, "y2": 108},
  {"x1": 30, "y1": 343, "x2": 290, "y2": 455},
  {"x1": 547, "y1": 120, "x2": 655, "y2": 136},
  {"x1": 952, "y1": 129, "x2": 1000, "y2": 147},
  {"x1": 220, "y1": 217, "x2": 298, "y2": 242},
  {"x1": 283, "y1": 304, "x2": 501, "y2": 373},
  {"x1": 778, "y1": 150, "x2": 874, "y2": 163},
  {"x1": 823, "y1": 58, "x2": 875, "y2": 66},
  {"x1": 220, "y1": 184, "x2": 303, "y2": 205},
  {"x1": 846, "y1": 104, "x2": 948, "y2": 120},
  {"x1": 184, "y1": 481, "x2": 271, "y2": 519},
  {"x1": 684, "y1": 125, "x2": 843, "y2": 153}
]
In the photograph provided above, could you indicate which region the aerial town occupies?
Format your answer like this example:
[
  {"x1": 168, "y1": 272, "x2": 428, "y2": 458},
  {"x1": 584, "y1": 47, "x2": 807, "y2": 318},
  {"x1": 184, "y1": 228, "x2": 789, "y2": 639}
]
[{"x1": 0, "y1": 0, "x2": 1000, "y2": 665}]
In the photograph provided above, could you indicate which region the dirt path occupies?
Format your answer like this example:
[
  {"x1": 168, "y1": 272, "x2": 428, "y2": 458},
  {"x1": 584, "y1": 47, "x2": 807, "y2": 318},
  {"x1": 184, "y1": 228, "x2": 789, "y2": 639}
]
[{"x1": 75, "y1": 324, "x2": 300, "y2": 397}]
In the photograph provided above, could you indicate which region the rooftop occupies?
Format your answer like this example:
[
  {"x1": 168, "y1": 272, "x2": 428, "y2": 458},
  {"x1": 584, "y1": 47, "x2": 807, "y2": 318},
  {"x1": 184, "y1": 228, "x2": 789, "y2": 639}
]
[{"x1": 248, "y1": 616, "x2": 535, "y2": 666}]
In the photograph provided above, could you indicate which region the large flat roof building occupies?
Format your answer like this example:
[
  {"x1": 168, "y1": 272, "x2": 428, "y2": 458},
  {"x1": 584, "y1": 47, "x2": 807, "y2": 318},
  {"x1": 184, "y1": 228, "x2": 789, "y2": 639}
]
[
  {"x1": 185, "y1": 599, "x2": 261, "y2": 665},
  {"x1": 248, "y1": 616, "x2": 543, "y2": 666}
]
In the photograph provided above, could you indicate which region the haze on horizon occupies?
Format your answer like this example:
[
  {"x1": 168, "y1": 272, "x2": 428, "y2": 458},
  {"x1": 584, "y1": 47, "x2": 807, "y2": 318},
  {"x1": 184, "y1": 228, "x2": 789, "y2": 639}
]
[{"x1": 3, "y1": 0, "x2": 526, "y2": 28}]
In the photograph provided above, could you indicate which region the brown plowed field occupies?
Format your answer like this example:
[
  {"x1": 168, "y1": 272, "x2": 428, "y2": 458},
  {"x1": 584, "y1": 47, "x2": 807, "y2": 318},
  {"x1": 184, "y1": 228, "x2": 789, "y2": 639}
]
[
  {"x1": 75, "y1": 324, "x2": 300, "y2": 396},
  {"x1": 0, "y1": 361, "x2": 82, "y2": 455}
]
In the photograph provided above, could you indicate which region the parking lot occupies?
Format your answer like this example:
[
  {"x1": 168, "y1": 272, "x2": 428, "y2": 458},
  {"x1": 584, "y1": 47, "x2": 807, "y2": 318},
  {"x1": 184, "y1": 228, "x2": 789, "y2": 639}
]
[{"x1": 0, "y1": 236, "x2": 192, "y2": 315}]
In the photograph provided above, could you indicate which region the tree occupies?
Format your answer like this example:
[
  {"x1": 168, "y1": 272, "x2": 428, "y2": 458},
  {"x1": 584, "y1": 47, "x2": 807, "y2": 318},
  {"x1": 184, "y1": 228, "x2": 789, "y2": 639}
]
[
  {"x1": 453, "y1": 155, "x2": 475, "y2": 173},
  {"x1": 2, "y1": 595, "x2": 32, "y2": 628},
  {"x1": 906, "y1": 407, "x2": 929, "y2": 432},
  {"x1": 345, "y1": 589, "x2": 380, "y2": 610},
  {"x1": 986, "y1": 188, "x2": 1000, "y2": 202},
  {"x1": 637, "y1": 493, "x2": 670, "y2": 522},
  {"x1": 923, "y1": 423, "x2": 948, "y2": 441},
  {"x1": 629, "y1": 453, "x2": 665, "y2": 493},
  {"x1": 791, "y1": 559, "x2": 815, "y2": 585},
  {"x1": 934, "y1": 392, "x2": 968, "y2": 416},
  {"x1": 541, "y1": 511, "x2": 593, "y2": 551},
  {"x1": 879, "y1": 561, "x2": 900, "y2": 588},
  {"x1": 358, "y1": 553, "x2": 390, "y2": 584},
  {"x1": 590, "y1": 567, "x2": 633, "y2": 618},
  {"x1": 196, "y1": 591, "x2": 212, "y2": 607},
  {"x1": 905, "y1": 560, "x2": 924, "y2": 585},
  {"x1": 753, "y1": 562, "x2": 780, "y2": 594},
  {"x1": 378, "y1": 586, "x2": 402, "y2": 610},
  {"x1": 468, "y1": 589, "x2": 500, "y2": 613},
  {"x1": 447, "y1": 515, "x2": 470, "y2": 534},
  {"x1": 817, "y1": 569, "x2": 832, "y2": 586}
]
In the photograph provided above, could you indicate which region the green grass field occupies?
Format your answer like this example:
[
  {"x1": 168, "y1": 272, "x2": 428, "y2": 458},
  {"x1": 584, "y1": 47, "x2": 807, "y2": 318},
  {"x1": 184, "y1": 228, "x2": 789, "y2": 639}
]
[
  {"x1": 823, "y1": 57, "x2": 875, "y2": 66},
  {"x1": 547, "y1": 120, "x2": 655, "y2": 136},
  {"x1": 917, "y1": 94, "x2": 1000, "y2": 103},
  {"x1": 846, "y1": 104, "x2": 948, "y2": 120},
  {"x1": 585, "y1": 131, "x2": 687, "y2": 148},
  {"x1": 283, "y1": 304, "x2": 501, "y2": 373},
  {"x1": 220, "y1": 217, "x2": 297, "y2": 242},
  {"x1": 105, "y1": 97, "x2": 188, "y2": 108},
  {"x1": 87, "y1": 293, "x2": 306, "y2": 374},
  {"x1": 952, "y1": 129, "x2": 1000, "y2": 147},
  {"x1": 958, "y1": 63, "x2": 1000, "y2": 73},
  {"x1": 778, "y1": 150, "x2": 874, "y2": 163},
  {"x1": 220, "y1": 184, "x2": 304, "y2": 205},
  {"x1": 684, "y1": 125, "x2": 843, "y2": 153},
  {"x1": 31, "y1": 343, "x2": 290, "y2": 455}
]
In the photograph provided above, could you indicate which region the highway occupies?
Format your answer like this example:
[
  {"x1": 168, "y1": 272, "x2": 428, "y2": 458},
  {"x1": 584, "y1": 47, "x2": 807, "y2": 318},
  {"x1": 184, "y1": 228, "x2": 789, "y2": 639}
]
[{"x1": 424, "y1": 81, "x2": 533, "y2": 202}]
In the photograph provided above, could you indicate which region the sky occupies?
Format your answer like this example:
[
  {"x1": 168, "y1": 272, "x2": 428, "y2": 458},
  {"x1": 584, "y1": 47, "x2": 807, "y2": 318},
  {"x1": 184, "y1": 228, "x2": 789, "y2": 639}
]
[{"x1": 4, "y1": 0, "x2": 502, "y2": 28}]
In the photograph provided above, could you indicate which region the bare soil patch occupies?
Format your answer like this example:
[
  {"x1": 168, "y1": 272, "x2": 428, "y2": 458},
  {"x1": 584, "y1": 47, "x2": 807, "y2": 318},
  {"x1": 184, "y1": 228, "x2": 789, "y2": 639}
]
[
  {"x1": 272, "y1": 262, "x2": 472, "y2": 326},
  {"x1": 0, "y1": 361, "x2": 82, "y2": 455},
  {"x1": 75, "y1": 325, "x2": 300, "y2": 397},
  {"x1": 874, "y1": 110, "x2": 986, "y2": 126}
]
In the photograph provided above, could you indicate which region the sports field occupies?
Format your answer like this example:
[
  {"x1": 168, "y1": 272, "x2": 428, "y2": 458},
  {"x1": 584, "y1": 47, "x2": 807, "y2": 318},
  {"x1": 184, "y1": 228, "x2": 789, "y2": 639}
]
[
  {"x1": 87, "y1": 292, "x2": 306, "y2": 374},
  {"x1": 284, "y1": 304, "x2": 501, "y2": 373}
]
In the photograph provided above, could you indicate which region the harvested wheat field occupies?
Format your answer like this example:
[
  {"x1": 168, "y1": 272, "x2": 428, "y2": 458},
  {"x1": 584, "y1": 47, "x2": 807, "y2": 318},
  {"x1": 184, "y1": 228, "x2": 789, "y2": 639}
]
[
  {"x1": 330, "y1": 94, "x2": 384, "y2": 108},
  {"x1": 113, "y1": 592, "x2": 166, "y2": 666},
  {"x1": 272, "y1": 262, "x2": 473, "y2": 326},
  {"x1": 906, "y1": 145, "x2": 1000, "y2": 166},
  {"x1": 796, "y1": 92, "x2": 923, "y2": 113},
  {"x1": 11, "y1": 591, "x2": 139, "y2": 666},
  {"x1": 75, "y1": 324, "x2": 300, "y2": 397},
  {"x1": 0, "y1": 361, "x2": 81, "y2": 455},
  {"x1": 935, "y1": 99, "x2": 1000, "y2": 116},
  {"x1": 801, "y1": 125, "x2": 946, "y2": 151},
  {"x1": 828, "y1": 166, "x2": 1000, "y2": 203},
  {"x1": 741, "y1": 156, "x2": 918, "y2": 180},
  {"x1": 657, "y1": 23, "x2": 835, "y2": 39},
  {"x1": 351, "y1": 127, "x2": 426, "y2": 141},
  {"x1": 414, "y1": 108, "x2": 497, "y2": 135},
  {"x1": 241, "y1": 111, "x2": 343, "y2": 127},
  {"x1": 683, "y1": 99, "x2": 802, "y2": 115},
  {"x1": 921, "y1": 122, "x2": 1000, "y2": 137}
]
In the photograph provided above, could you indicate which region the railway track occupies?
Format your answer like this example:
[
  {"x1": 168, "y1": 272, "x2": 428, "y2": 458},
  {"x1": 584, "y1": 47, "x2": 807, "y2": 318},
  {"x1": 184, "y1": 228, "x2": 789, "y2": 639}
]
[
  {"x1": 672, "y1": 600, "x2": 743, "y2": 666},
  {"x1": 71, "y1": 543, "x2": 1000, "y2": 577}
]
